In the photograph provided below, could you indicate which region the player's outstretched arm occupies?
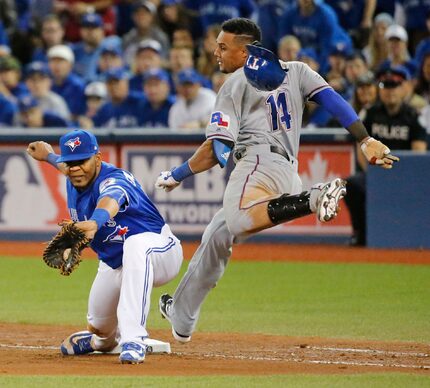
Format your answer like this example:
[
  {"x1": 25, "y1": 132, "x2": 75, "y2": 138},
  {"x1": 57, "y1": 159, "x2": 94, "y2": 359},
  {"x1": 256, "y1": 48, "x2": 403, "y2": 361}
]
[
  {"x1": 26, "y1": 141, "x2": 67, "y2": 173},
  {"x1": 155, "y1": 139, "x2": 219, "y2": 192},
  {"x1": 312, "y1": 89, "x2": 399, "y2": 169}
]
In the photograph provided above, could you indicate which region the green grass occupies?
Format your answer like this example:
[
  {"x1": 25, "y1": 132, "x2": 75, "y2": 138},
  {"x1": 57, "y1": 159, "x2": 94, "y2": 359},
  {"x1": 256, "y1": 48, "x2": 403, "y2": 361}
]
[
  {"x1": 0, "y1": 374, "x2": 429, "y2": 387},
  {"x1": 1, "y1": 256, "x2": 429, "y2": 342}
]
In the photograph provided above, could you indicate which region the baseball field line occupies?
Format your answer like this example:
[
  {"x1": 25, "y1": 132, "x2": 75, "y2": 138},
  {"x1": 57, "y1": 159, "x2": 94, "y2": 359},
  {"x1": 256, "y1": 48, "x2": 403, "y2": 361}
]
[{"x1": 1, "y1": 343, "x2": 429, "y2": 370}]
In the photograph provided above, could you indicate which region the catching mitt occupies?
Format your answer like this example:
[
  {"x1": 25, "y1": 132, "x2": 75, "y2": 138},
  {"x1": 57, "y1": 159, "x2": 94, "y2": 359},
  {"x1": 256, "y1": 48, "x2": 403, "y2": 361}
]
[{"x1": 43, "y1": 222, "x2": 90, "y2": 276}]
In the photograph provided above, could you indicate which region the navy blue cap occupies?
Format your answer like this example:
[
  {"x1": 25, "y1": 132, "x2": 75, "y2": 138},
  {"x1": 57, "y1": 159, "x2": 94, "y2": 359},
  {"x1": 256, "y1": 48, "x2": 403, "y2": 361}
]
[
  {"x1": 104, "y1": 67, "x2": 129, "y2": 81},
  {"x1": 18, "y1": 95, "x2": 39, "y2": 111},
  {"x1": 143, "y1": 68, "x2": 170, "y2": 83},
  {"x1": 25, "y1": 61, "x2": 49, "y2": 78},
  {"x1": 57, "y1": 129, "x2": 99, "y2": 163},
  {"x1": 81, "y1": 13, "x2": 103, "y2": 28},
  {"x1": 376, "y1": 65, "x2": 410, "y2": 88},
  {"x1": 329, "y1": 43, "x2": 352, "y2": 57},
  {"x1": 177, "y1": 68, "x2": 201, "y2": 84}
]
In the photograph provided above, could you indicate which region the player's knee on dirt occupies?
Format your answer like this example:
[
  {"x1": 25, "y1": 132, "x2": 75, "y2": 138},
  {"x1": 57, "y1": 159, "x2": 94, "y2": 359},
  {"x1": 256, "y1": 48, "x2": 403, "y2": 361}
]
[{"x1": 267, "y1": 192, "x2": 312, "y2": 224}]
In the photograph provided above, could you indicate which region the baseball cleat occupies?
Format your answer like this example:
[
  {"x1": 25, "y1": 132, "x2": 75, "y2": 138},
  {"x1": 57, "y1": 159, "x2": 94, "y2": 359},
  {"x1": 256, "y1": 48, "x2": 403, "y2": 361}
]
[
  {"x1": 316, "y1": 178, "x2": 347, "y2": 222},
  {"x1": 159, "y1": 294, "x2": 191, "y2": 343},
  {"x1": 119, "y1": 342, "x2": 146, "y2": 364},
  {"x1": 60, "y1": 331, "x2": 95, "y2": 355}
]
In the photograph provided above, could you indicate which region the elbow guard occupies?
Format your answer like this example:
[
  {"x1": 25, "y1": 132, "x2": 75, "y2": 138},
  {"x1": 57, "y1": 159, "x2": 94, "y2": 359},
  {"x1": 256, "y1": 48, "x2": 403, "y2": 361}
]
[
  {"x1": 212, "y1": 139, "x2": 234, "y2": 168},
  {"x1": 311, "y1": 88, "x2": 359, "y2": 128}
]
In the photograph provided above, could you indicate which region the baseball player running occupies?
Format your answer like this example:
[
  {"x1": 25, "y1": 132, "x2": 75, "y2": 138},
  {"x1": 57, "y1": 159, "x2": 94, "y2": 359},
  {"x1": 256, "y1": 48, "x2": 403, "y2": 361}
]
[
  {"x1": 27, "y1": 129, "x2": 183, "y2": 364},
  {"x1": 155, "y1": 18, "x2": 399, "y2": 344}
]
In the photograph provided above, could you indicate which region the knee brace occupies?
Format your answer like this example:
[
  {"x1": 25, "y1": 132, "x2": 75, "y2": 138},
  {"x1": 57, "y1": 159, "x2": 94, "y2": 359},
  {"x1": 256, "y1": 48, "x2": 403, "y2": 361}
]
[{"x1": 267, "y1": 192, "x2": 312, "y2": 224}]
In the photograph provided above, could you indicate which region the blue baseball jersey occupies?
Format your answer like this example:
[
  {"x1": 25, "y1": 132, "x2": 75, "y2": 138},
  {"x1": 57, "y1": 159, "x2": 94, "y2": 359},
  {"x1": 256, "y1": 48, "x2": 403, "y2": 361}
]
[
  {"x1": 0, "y1": 94, "x2": 16, "y2": 126},
  {"x1": 138, "y1": 95, "x2": 175, "y2": 128},
  {"x1": 67, "y1": 162, "x2": 165, "y2": 269}
]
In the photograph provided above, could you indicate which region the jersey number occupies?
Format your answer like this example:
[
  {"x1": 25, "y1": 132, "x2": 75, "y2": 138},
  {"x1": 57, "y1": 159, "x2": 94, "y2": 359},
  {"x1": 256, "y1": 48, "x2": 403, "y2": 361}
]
[{"x1": 266, "y1": 92, "x2": 291, "y2": 132}]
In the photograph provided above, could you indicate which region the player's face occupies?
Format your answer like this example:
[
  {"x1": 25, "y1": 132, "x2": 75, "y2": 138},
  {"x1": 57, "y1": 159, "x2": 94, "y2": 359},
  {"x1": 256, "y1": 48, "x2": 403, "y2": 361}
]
[
  {"x1": 64, "y1": 153, "x2": 102, "y2": 190},
  {"x1": 214, "y1": 31, "x2": 248, "y2": 74}
]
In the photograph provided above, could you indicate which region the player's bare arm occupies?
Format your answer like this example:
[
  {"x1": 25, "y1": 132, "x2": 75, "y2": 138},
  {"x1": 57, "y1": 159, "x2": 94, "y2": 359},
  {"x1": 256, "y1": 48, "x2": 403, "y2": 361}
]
[
  {"x1": 155, "y1": 139, "x2": 219, "y2": 192},
  {"x1": 27, "y1": 141, "x2": 68, "y2": 174},
  {"x1": 75, "y1": 196, "x2": 120, "y2": 240}
]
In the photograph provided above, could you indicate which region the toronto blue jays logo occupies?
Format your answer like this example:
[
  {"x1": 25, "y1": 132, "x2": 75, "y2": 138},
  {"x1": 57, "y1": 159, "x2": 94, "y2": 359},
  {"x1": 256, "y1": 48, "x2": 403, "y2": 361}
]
[
  {"x1": 210, "y1": 111, "x2": 230, "y2": 128},
  {"x1": 103, "y1": 225, "x2": 129, "y2": 243},
  {"x1": 65, "y1": 137, "x2": 82, "y2": 152}
]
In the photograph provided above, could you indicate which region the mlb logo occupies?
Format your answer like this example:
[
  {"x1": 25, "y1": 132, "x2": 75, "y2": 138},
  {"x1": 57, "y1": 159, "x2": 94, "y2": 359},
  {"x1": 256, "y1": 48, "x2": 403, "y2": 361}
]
[
  {"x1": 210, "y1": 111, "x2": 230, "y2": 128},
  {"x1": 65, "y1": 137, "x2": 82, "y2": 152}
]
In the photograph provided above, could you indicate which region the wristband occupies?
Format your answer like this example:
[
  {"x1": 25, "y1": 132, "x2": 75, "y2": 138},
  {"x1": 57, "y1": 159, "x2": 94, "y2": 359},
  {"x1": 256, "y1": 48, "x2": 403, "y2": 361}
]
[
  {"x1": 47, "y1": 153, "x2": 60, "y2": 168},
  {"x1": 171, "y1": 161, "x2": 194, "y2": 182},
  {"x1": 89, "y1": 208, "x2": 111, "y2": 230}
]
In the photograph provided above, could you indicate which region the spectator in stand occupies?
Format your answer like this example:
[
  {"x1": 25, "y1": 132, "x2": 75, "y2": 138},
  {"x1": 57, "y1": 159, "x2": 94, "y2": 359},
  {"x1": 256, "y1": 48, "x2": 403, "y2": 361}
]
[
  {"x1": 279, "y1": 0, "x2": 351, "y2": 73},
  {"x1": 31, "y1": 14, "x2": 65, "y2": 63},
  {"x1": 414, "y1": 11, "x2": 430, "y2": 67},
  {"x1": 93, "y1": 67, "x2": 146, "y2": 128},
  {"x1": 168, "y1": 68, "x2": 216, "y2": 132},
  {"x1": 325, "y1": 0, "x2": 376, "y2": 48},
  {"x1": 115, "y1": 0, "x2": 136, "y2": 37},
  {"x1": 0, "y1": 56, "x2": 30, "y2": 102},
  {"x1": 415, "y1": 51, "x2": 430, "y2": 103},
  {"x1": 78, "y1": 81, "x2": 107, "y2": 129},
  {"x1": 73, "y1": 12, "x2": 122, "y2": 82},
  {"x1": 380, "y1": 24, "x2": 418, "y2": 79},
  {"x1": 16, "y1": 95, "x2": 69, "y2": 128},
  {"x1": 171, "y1": 28, "x2": 195, "y2": 50},
  {"x1": 396, "y1": 0, "x2": 430, "y2": 53},
  {"x1": 96, "y1": 44, "x2": 125, "y2": 78},
  {"x1": 325, "y1": 44, "x2": 352, "y2": 100},
  {"x1": 123, "y1": 1, "x2": 170, "y2": 65},
  {"x1": 211, "y1": 70, "x2": 229, "y2": 93},
  {"x1": 344, "y1": 51, "x2": 369, "y2": 94},
  {"x1": 196, "y1": 24, "x2": 222, "y2": 79},
  {"x1": 297, "y1": 48, "x2": 320, "y2": 72},
  {"x1": 47, "y1": 44, "x2": 86, "y2": 120},
  {"x1": 277, "y1": 35, "x2": 301, "y2": 62},
  {"x1": 24, "y1": 61, "x2": 71, "y2": 120},
  {"x1": 362, "y1": 13, "x2": 393, "y2": 71},
  {"x1": 129, "y1": 39, "x2": 164, "y2": 92},
  {"x1": 138, "y1": 68, "x2": 175, "y2": 128},
  {"x1": 183, "y1": 0, "x2": 256, "y2": 37},
  {"x1": 157, "y1": 0, "x2": 193, "y2": 44},
  {"x1": 344, "y1": 66, "x2": 427, "y2": 246},
  {"x1": 351, "y1": 71, "x2": 378, "y2": 114},
  {"x1": 0, "y1": 92, "x2": 16, "y2": 127},
  {"x1": 256, "y1": 0, "x2": 290, "y2": 53},
  {"x1": 52, "y1": 0, "x2": 116, "y2": 42}
]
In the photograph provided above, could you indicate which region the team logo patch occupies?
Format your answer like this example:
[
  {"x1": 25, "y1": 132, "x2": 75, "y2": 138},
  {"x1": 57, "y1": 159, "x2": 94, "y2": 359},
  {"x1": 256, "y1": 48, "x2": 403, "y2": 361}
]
[
  {"x1": 65, "y1": 137, "x2": 82, "y2": 152},
  {"x1": 99, "y1": 178, "x2": 117, "y2": 193},
  {"x1": 103, "y1": 225, "x2": 129, "y2": 243},
  {"x1": 210, "y1": 111, "x2": 230, "y2": 128}
]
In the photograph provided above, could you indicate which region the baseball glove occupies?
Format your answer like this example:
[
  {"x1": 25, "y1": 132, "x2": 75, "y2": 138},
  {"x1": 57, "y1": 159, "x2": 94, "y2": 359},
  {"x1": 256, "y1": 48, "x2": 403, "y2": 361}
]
[{"x1": 43, "y1": 221, "x2": 91, "y2": 276}]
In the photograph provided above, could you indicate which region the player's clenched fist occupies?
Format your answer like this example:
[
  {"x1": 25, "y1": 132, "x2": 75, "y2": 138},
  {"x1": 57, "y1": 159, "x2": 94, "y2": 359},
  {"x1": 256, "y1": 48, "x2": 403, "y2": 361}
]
[
  {"x1": 360, "y1": 137, "x2": 400, "y2": 169},
  {"x1": 26, "y1": 141, "x2": 55, "y2": 161},
  {"x1": 155, "y1": 171, "x2": 181, "y2": 192}
]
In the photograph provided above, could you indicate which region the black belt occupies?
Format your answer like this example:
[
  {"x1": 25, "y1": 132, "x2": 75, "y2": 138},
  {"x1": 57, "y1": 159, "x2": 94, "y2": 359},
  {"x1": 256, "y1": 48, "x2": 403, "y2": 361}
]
[{"x1": 234, "y1": 146, "x2": 292, "y2": 163}]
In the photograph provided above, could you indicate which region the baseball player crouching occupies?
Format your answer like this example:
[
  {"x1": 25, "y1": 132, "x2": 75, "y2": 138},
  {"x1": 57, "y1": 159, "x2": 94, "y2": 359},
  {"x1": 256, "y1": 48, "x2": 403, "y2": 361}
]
[
  {"x1": 155, "y1": 18, "x2": 399, "y2": 343},
  {"x1": 27, "y1": 129, "x2": 183, "y2": 364}
]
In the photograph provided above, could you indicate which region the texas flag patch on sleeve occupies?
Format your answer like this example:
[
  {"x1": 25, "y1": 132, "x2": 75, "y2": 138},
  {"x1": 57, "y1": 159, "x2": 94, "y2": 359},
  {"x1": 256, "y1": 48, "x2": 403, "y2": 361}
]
[{"x1": 210, "y1": 111, "x2": 230, "y2": 128}]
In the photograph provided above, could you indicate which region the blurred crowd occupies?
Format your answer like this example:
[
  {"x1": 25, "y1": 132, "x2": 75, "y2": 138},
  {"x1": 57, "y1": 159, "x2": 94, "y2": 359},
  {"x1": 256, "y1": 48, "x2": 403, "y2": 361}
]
[{"x1": 0, "y1": 0, "x2": 430, "y2": 134}]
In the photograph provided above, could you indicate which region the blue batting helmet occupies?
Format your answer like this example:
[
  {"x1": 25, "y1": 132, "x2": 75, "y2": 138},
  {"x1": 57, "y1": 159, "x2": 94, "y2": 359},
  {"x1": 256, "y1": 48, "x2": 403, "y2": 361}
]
[{"x1": 244, "y1": 44, "x2": 286, "y2": 91}]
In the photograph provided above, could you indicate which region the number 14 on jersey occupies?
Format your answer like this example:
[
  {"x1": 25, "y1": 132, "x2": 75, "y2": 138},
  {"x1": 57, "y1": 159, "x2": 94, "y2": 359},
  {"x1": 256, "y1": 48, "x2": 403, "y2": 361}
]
[{"x1": 266, "y1": 92, "x2": 292, "y2": 132}]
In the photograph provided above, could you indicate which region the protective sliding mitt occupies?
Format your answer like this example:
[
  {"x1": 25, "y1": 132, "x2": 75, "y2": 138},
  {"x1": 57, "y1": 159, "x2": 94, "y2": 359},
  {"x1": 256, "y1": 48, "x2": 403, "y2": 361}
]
[
  {"x1": 360, "y1": 136, "x2": 400, "y2": 169},
  {"x1": 43, "y1": 221, "x2": 90, "y2": 276}
]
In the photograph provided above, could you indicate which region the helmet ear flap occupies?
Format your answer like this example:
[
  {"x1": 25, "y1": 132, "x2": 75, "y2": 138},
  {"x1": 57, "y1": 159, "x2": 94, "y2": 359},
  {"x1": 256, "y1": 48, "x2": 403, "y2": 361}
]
[{"x1": 244, "y1": 44, "x2": 286, "y2": 91}]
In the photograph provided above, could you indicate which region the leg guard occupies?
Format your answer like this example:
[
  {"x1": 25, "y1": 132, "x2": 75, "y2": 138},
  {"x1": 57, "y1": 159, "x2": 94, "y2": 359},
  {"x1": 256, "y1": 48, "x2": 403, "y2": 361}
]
[{"x1": 267, "y1": 192, "x2": 312, "y2": 224}]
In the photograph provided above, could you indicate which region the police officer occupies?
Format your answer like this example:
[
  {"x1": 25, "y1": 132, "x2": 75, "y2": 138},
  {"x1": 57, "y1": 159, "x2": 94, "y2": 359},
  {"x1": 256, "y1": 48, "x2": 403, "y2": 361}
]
[{"x1": 345, "y1": 65, "x2": 427, "y2": 245}]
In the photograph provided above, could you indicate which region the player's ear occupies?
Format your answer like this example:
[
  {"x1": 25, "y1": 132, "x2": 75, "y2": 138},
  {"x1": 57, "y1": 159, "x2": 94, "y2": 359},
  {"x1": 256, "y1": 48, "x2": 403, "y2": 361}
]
[{"x1": 95, "y1": 152, "x2": 102, "y2": 167}]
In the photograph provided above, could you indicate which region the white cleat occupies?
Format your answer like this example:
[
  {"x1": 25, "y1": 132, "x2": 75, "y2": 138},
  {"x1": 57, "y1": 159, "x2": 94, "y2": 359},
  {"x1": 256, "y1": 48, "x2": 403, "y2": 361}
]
[{"x1": 316, "y1": 178, "x2": 347, "y2": 222}]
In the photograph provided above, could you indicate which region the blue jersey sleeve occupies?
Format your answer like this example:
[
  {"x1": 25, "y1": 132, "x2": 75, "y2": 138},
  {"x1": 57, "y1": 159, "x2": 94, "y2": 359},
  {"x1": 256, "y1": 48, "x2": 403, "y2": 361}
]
[{"x1": 98, "y1": 177, "x2": 131, "y2": 211}]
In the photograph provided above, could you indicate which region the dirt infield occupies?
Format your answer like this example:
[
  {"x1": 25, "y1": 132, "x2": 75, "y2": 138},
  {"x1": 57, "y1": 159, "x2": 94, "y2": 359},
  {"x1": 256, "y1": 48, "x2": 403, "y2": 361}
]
[
  {"x1": 1, "y1": 242, "x2": 429, "y2": 376},
  {"x1": 0, "y1": 323, "x2": 429, "y2": 376},
  {"x1": 2, "y1": 241, "x2": 430, "y2": 265}
]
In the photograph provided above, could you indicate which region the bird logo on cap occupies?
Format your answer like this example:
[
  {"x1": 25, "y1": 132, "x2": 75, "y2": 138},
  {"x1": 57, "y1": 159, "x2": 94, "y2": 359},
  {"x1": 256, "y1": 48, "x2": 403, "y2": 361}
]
[{"x1": 65, "y1": 137, "x2": 82, "y2": 152}]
